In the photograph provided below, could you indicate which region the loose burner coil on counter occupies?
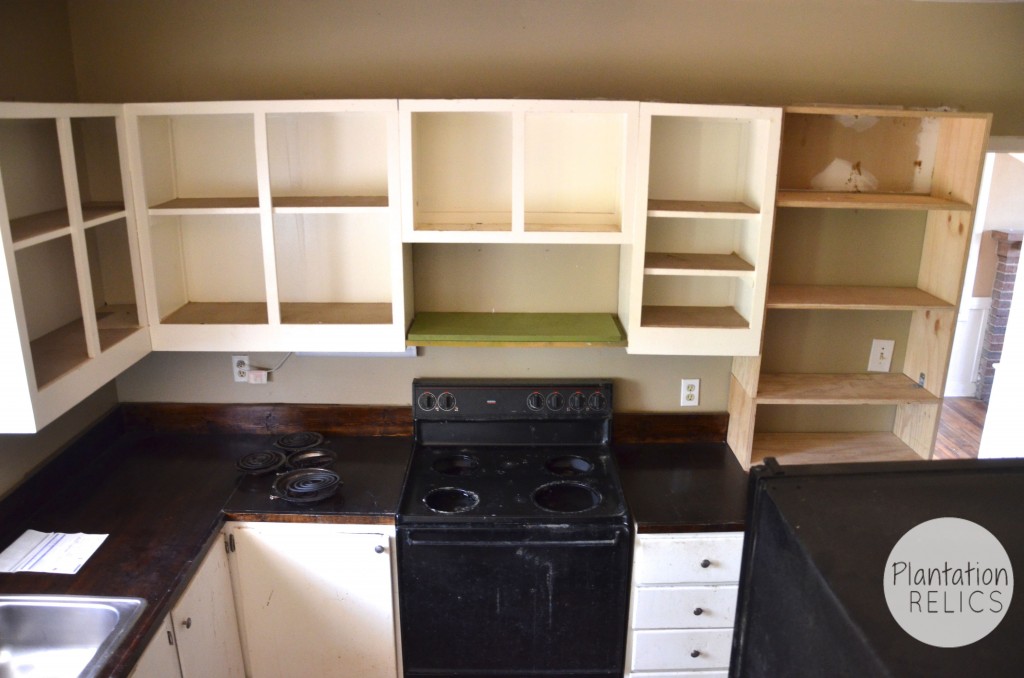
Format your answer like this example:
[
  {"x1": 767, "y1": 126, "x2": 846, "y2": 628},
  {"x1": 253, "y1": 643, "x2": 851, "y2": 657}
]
[
  {"x1": 286, "y1": 448, "x2": 336, "y2": 470},
  {"x1": 274, "y1": 431, "x2": 324, "y2": 452},
  {"x1": 236, "y1": 450, "x2": 288, "y2": 475},
  {"x1": 270, "y1": 468, "x2": 342, "y2": 504}
]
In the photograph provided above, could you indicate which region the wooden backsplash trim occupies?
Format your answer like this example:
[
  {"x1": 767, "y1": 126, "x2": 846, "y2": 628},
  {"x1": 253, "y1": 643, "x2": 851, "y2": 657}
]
[{"x1": 120, "y1": 403, "x2": 728, "y2": 443}]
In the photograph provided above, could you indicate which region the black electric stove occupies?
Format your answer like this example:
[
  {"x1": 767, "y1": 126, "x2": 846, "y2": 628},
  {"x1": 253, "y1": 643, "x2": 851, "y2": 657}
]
[{"x1": 396, "y1": 379, "x2": 633, "y2": 678}]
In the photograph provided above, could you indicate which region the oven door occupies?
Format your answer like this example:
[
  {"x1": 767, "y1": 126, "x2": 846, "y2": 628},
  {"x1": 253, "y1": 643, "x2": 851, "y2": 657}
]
[{"x1": 396, "y1": 522, "x2": 633, "y2": 678}]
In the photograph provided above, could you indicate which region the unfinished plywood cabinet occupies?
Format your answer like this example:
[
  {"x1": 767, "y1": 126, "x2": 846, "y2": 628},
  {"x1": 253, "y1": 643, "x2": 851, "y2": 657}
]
[
  {"x1": 625, "y1": 104, "x2": 782, "y2": 356},
  {"x1": 400, "y1": 100, "x2": 636, "y2": 346},
  {"x1": 0, "y1": 103, "x2": 150, "y2": 433},
  {"x1": 727, "y1": 106, "x2": 991, "y2": 468},
  {"x1": 124, "y1": 100, "x2": 408, "y2": 353}
]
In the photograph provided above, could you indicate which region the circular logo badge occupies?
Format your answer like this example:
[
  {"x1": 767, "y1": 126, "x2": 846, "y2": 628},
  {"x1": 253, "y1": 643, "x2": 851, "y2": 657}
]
[{"x1": 884, "y1": 517, "x2": 1013, "y2": 647}]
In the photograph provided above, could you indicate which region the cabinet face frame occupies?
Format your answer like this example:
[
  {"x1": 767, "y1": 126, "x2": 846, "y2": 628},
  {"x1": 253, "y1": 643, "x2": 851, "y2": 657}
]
[
  {"x1": 0, "y1": 103, "x2": 150, "y2": 433},
  {"x1": 626, "y1": 103, "x2": 782, "y2": 356},
  {"x1": 124, "y1": 100, "x2": 408, "y2": 353}
]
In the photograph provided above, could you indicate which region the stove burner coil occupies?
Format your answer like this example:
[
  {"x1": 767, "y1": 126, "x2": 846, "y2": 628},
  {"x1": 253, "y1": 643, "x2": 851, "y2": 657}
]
[
  {"x1": 236, "y1": 450, "x2": 288, "y2": 475},
  {"x1": 545, "y1": 455, "x2": 595, "y2": 476},
  {"x1": 287, "y1": 448, "x2": 336, "y2": 470},
  {"x1": 533, "y1": 481, "x2": 602, "y2": 513},
  {"x1": 275, "y1": 431, "x2": 325, "y2": 452},
  {"x1": 270, "y1": 468, "x2": 342, "y2": 504},
  {"x1": 432, "y1": 454, "x2": 480, "y2": 476},
  {"x1": 423, "y1": 487, "x2": 480, "y2": 513}
]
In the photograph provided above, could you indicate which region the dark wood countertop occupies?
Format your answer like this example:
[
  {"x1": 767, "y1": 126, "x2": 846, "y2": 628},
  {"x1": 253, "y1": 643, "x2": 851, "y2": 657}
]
[{"x1": 0, "y1": 404, "x2": 748, "y2": 676}]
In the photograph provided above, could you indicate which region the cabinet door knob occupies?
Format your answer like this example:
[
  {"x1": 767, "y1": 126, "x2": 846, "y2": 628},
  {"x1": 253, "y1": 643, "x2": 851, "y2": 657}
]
[
  {"x1": 693, "y1": 607, "x2": 703, "y2": 616},
  {"x1": 700, "y1": 558, "x2": 711, "y2": 568},
  {"x1": 690, "y1": 649, "x2": 701, "y2": 658},
  {"x1": 374, "y1": 545, "x2": 385, "y2": 554},
  {"x1": 182, "y1": 617, "x2": 192, "y2": 629}
]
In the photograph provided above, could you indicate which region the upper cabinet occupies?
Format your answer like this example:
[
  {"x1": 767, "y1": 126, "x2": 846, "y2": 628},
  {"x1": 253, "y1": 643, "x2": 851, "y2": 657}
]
[
  {"x1": 401, "y1": 100, "x2": 637, "y2": 346},
  {"x1": 124, "y1": 101, "x2": 408, "y2": 353},
  {"x1": 0, "y1": 103, "x2": 150, "y2": 433},
  {"x1": 727, "y1": 106, "x2": 991, "y2": 469},
  {"x1": 625, "y1": 104, "x2": 782, "y2": 356}
]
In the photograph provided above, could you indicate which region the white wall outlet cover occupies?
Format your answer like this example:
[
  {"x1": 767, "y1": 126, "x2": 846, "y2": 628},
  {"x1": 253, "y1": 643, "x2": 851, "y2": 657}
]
[
  {"x1": 868, "y1": 339, "x2": 895, "y2": 373},
  {"x1": 232, "y1": 355, "x2": 249, "y2": 382},
  {"x1": 680, "y1": 378, "x2": 700, "y2": 407}
]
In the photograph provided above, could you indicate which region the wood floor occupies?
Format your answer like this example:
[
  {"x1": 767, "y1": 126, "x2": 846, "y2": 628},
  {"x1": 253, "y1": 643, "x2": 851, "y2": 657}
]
[{"x1": 933, "y1": 397, "x2": 987, "y2": 460}]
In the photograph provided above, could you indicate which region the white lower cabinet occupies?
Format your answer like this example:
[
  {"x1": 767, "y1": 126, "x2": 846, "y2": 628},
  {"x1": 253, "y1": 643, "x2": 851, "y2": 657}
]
[
  {"x1": 627, "y1": 532, "x2": 743, "y2": 677},
  {"x1": 131, "y1": 533, "x2": 245, "y2": 678},
  {"x1": 225, "y1": 521, "x2": 398, "y2": 678}
]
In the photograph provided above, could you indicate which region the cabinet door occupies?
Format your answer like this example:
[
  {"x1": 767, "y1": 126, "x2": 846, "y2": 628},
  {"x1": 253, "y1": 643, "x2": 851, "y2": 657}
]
[
  {"x1": 129, "y1": 615, "x2": 182, "y2": 678},
  {"x1": 227, "y1": 522, "x2": 397, "y2": 678},
  {"x1": 171, "y1": 537, "x2": 245, "y2": 678}
]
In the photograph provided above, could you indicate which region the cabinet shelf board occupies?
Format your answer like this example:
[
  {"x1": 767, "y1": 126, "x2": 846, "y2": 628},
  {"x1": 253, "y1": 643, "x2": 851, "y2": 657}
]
[
  {"x1": 645, "y1": 252, "x2": 754, "y2": 276},
  {"x1": 776, "y1": 191, "x2": 970, "y2": 211},
  {"x1": 757, "y1": 372, "x2": 939, "y2": 405},
  {"x1": 272, "y1": 196, "x2": 389, "y2": 213},
  {"x1": 82, "y1": 202, "x2": 127, "y2": 228},
  {"x1": 413, "y1": 222, "x2": 512, "y2": 233},
  {"x1": 640, "y1": 305, "x2": 750, "y2": 329},
  {"x1": 161, "y1": 302, "x2": 269, "y2": 325},
  {"x1": 647, "y1": 199, "x2": 758, "y2": 218},
  {"x1": 751, "y1": 431, "x2": 923, "y2": 466},
  {"x1": 10, "y1": 209, "x2": 72, "y2": 249},
  {"x1": 31, "y1": 318, "x2": 89, "y2": 389},
  {"x1": 766, "y1": 285, "x2": 953, "y2": 311},
  {"x1": 280, "y1": 302, "x2": 393, "y2": 325},
  {"x1": 149, "y1": 197, "x2": 260, "y2": 215},
  {"x1": 524, "y1": 221, "x2": 621, "y2": 234},
  {"x1": 406, "y1": 312, "x2": 626, "y2": 346}
]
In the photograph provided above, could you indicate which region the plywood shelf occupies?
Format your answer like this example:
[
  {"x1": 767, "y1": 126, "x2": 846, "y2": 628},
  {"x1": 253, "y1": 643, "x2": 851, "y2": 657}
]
[
  {"x1": 640, "y1": 305, "x2": 749, "y2": 329},
  {"x1": 10, "y1": 209, "x2": 72, "y2": 249},
  {"x1": 751, "y1": 432, "x2": 924, "y2": 466},
  {"x1": 406, "y1": 312, "x2": 626, "y2": 346},
  {"x1": 766, "y1": 285, "x2": 953, "y2": 310},
  {"x1": 272, "y1": 196, "x2": 389, "y2": 213},
  {"x1": 776, "y1": 191, "x2": 971, "y2": 211},
  {"x1": 149, "y1": 197, "x2": 261, "y2": 214},
  {"x1": 280, "y1": 302, "x2": 393, "y2": 325},
  {"x1": 647, "y1": 199, "x2": 758, "y2": 218},
  {"x1": 645, "y1": 252, "x2": 754, "y2": 276},
  {"x1": 82, "y1": 202, "x2": 127, "y2": 227},
  {"x1": 756, "y1": 372, "x2": 939, "y2": 405},
  {"x1": 161, "y1": 302, "x2": 269, "y2": 325},
  {"x1": 30, "y1": 318, "x2": 89, "y2": 389}
]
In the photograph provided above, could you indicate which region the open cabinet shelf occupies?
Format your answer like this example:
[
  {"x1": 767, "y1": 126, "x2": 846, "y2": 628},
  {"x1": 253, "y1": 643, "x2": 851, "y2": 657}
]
[
  {"x1": 626, "y1": 103, "x2": 782, "y2": 355},
  {"x1": 727, "y1": 106, "x2": 991, "y2": 469},
  {"x1": 406, "y1": 312, "x2": 626, "y2": 347}
]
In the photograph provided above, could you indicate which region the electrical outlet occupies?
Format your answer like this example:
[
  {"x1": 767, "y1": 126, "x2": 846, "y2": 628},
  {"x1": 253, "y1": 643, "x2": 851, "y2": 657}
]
[
  {"x1": 867, "y1": 339, "x2": 894, "y2": 372},
  {"x1": 232, "y1": 355, "x2": 249, "y2": 383},
  {"x1": 680, "y1": 378, "x2": 700, "y2": 407}
]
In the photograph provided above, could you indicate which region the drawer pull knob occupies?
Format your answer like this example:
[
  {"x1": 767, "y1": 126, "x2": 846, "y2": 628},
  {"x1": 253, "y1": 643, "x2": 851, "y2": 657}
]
[
  {"x1": 700, "y1": 558, "x2": 711, "y2": 568},
  {"x1": 693, "y1": 607, "x2": 704, "y2": 616},
  {"x1": 374, "y1": 545, "x2": 385, "y2": 554},
  {"x1": 691, "y1": 649, "x2": 701, "y2": 658},
  {"x1": 182, "y1": 617, "x2": 192, "y2": 629}
]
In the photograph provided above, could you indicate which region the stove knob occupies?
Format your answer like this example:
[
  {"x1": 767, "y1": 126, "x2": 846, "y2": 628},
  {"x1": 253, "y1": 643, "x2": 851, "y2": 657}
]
[
  {"x1": 588, "y1": 391, "x2": 607, "y2": 412},
  {"x1": 417, "y1": 392, "x2": 437, "y2": 411},
  {"x1": 546, "y1": 392, "x2": 564, "y2": 411},
  {"x1": 568, "y1": 392, "x2": 586, "y2": 412},
  {"x1": 437, "y1": 391, "x2": 457, "y2": 411},
  {"x1": 527, "y1": 392, "x2": 545, "y2": 411}
]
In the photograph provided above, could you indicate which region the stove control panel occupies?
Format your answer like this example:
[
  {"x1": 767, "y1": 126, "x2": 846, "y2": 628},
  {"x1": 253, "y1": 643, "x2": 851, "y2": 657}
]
[{"x1": 413, "y1": 379, "x2": 612, "y2": 421}]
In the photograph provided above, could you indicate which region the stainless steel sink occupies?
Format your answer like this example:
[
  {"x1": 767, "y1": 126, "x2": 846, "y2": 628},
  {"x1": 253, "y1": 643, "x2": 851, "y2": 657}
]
[{"x1": 0, "y1": 595, "x2": 146, "y2": 678}]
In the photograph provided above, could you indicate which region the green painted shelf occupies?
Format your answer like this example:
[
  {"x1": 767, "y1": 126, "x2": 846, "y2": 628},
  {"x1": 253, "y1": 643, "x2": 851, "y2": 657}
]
[{"x1": 406, "y1": 312, "x2": 627, "y2": 347}]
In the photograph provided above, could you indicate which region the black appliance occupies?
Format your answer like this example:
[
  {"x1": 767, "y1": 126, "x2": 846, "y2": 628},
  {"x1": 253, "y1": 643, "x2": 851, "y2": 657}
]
[
  {"x1": 731, "y1": 458, "x2": 1024, "y2": 677},
  {"x1": 396, "y1": 379, "x2": 633, "y2": 678}
]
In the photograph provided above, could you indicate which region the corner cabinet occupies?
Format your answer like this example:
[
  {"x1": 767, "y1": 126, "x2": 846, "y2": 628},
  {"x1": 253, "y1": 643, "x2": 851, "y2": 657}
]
[
  {"x1": 626, "y1": 104, "x2": 782, "y2": 356},
  {"x1": 727, "y1": 106, "x2": 991, "y2": 468},
  {"x1": 400, "y1": 99, "x2": 637, "y2": 346},
  {"x1": 123, "y1": 101, "x2": 409, "y2": 353},
  {"x1": 0, "y1": 103, "x2": 150, "y2": 433},
  {"x1": 225, "y1": 521, "x2": 399, "y2": 678}
]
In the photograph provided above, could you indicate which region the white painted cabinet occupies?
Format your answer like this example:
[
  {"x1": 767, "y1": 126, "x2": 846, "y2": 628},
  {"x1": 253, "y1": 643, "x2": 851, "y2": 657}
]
[
  {"x1": 131, "y1": 535, "x2": 246, "y2": 678},
  {"x1": 0, "y1": 102, "x2": 150, "y2": 432},
  {"x1": 124, "y1": 100, "x2": 409, "y2": 353},
  {"x1": 225, "y1": 521, "x2": 398, "y2": 678},
  {"x1": 625, "y1": 104, "x2": 782, "y2": 356},
  {"x1": 627, "y1": 532, "x2": 743, "y2": 677}
]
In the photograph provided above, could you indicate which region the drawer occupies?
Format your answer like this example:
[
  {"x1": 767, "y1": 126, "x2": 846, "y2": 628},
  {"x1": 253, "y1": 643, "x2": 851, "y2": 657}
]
[
  {"x1": 631, "y1": 628, "x2": 734, "y2": 672},
  {"x1": 634, "y1": 533, "x2": 743, "y2": 585},
  {"x1": 626, "y1": 672, "x2": 728, "y2": 678},
  {"x1": 633, "y1": 585, "x2": 737, "y2": 629}
]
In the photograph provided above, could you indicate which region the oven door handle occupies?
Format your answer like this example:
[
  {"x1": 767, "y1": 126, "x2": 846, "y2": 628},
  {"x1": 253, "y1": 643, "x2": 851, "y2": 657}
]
[{"x1": 404, "y1": 534, "x2": 623, "y2": 547}]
